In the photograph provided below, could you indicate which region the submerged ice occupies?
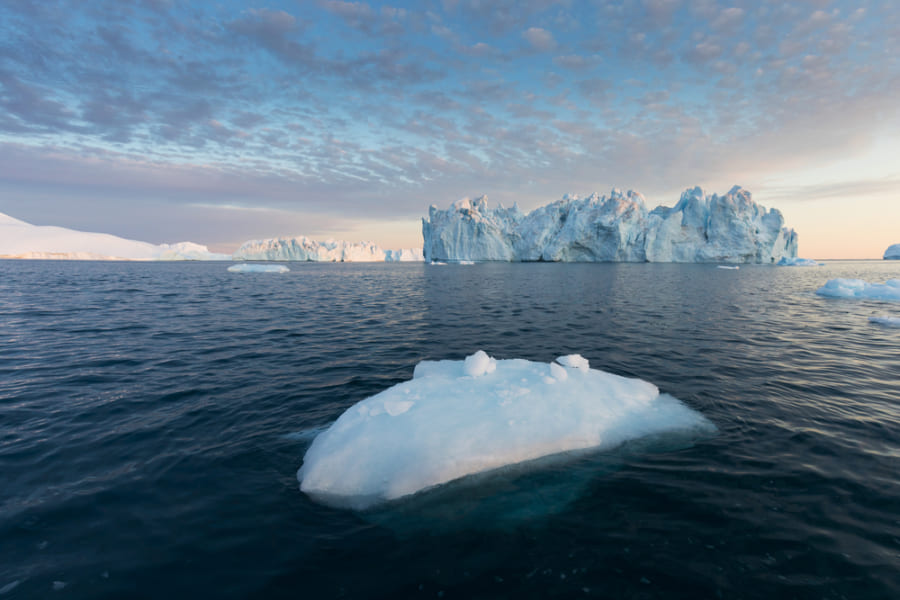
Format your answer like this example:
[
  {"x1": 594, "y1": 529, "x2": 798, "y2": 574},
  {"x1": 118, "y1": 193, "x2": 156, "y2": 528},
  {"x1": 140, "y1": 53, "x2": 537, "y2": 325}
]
[
  {"x1": 422, "y1": 186, "x2": 798, "y2": 263},
  {"x1": 297, "y1": 351, "x2": 715, "y2": 509}
]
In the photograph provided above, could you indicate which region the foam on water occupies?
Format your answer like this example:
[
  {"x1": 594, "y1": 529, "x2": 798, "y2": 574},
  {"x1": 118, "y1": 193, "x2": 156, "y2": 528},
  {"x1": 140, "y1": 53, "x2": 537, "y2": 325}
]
[
  {"x1": 227, "y1": 263, "x2": 290, "y2": 273},
  {"x1": 298, "y1": 351, "x2": 715, "y2": 509}
]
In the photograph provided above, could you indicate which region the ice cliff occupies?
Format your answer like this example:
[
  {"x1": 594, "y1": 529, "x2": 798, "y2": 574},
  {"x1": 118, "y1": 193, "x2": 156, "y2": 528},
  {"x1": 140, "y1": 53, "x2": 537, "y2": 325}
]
[
  {"x1": 422, "y1": 186, "x2": 798, "y2": 263},
  {"x1": 233, "y1": 236, "x2": 423, "y2": 262}
]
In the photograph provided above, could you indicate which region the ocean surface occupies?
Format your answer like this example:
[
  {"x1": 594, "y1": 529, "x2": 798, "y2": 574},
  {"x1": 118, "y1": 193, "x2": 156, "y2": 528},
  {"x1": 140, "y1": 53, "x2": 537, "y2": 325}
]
[{"x1": 1, "y1": 259, "x2": 898, "y2": 599}]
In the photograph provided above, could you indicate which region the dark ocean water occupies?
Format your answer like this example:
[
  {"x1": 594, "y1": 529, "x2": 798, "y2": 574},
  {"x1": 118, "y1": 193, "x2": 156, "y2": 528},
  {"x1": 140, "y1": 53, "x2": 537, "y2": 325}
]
[{"x1": 1, "y1": 259, "x2": 899, "y2": 599}]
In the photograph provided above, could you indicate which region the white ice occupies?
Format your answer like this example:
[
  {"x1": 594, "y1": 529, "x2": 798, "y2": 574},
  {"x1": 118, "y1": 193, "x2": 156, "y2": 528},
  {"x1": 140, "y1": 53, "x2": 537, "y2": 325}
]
[
  {"x1": 869, "y1": 316, "x2": 900, "y2": 327},
  {"x1": 778, "y1": 257, "x2": 821, "y2": 266},
  {"x1": 297, "y1": 351, "x2": 715, "y2": 509},
  {"x1": 816, "y1": 278, "x2": 900, "y2": 301},
  {"x1": 717, "y1": 265, "x2": 739, "y2": 270},
  {"x1": 233, "y1": 236, "x2": 424, "y2": 262},
  {"x1": 0, "y1": 212, "x2": 228, "y2": 261},
  {"x1": 422, "y1": 186, "x2": 798, "y2": 264},
  {"x1": 227, "y1": 263, "x2": 289, "y2": 273}
]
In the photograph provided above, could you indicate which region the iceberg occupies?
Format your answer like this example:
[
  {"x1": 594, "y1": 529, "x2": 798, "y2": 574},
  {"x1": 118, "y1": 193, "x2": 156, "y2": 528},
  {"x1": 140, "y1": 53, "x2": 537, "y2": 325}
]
[
  {"x1": 777, "y1": 257, "x2": 821, "y2": 266},
  {"x1": 422, "y1": 186, "x2": 798, "y2": 263},
  {"x1": 227, "y1": 263, "x2": 289, "y2": 273},
  {"x1": 884, "y1": 244, "x2": 900, "y2": 260},
  {"x1": 233, "y1": 236, "x2": 424, "y2": 262},
  {"x1": 816, "y1": 278, "x2": 900, "y2": 301},
  {"x1": 298, "y1": 351, "x2": 715, "y2": 509},
  {"x1": 0, "y1": 212, "x2": 228, "y2": 261}
]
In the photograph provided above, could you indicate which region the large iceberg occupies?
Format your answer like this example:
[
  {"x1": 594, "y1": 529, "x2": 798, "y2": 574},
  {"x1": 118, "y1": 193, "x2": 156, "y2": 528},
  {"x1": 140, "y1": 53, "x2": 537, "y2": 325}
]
[
  {"x1": 422, "y1": 186, "x2": 798, "y2": 263},
  {"x1": 233, "y1": 236, "x2": 423, "y2": 262},
  {"x1": 0, "y1": 212, "x2": 228, "y2": 261},
  {"x1": 884, "y1": 244, "x2": 900, "y2": 260},
  {"x1": 298, "y1": 351, "x2": 715, "y2": 509}
]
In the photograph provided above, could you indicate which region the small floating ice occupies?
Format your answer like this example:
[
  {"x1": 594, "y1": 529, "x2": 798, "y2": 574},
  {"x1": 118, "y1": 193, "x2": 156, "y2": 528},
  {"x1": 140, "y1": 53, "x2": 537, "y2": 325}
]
[
  {"x1": 0, "y1": 581, "x2": 21, "y2": 595},
  {"x1": 298, "y1": 351, "x2": 715, "y2": 509},
  {"x1": 717, "y1": 265, "x2": 739, "y2": 270},
  {"x1": 227, "y1": 263, "x2": 289, "y2": 273},
  {"x1": 777, "y1": 257, "x2": 821, "y2": 266},
  {"x1": 816, "y1": 279, "x2": 900, "y2": 301},
  {"x1": 869, "y1": 316, "x2": 900, "y2": 327}
]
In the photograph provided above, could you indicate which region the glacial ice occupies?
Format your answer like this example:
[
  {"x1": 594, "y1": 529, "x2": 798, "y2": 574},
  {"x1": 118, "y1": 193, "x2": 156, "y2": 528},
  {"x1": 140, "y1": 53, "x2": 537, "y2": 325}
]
[
  {"x1": 816, "y1": 279, "x2": 900, "y2": 301},
  {"x1": 227, "y1": 263, "x2": 289, "y2": 273},
  {"x1": 777, "y1": 257, "x2": 821, "y2": 266},
  {"x1": 0, "y1": 212, "x2": 229, "y2": 261},
  {"x1": 422, "y1": 186, "x2": 798, "y2": 263},
  {"x1": 884, "y1": 244, "x2": 900, "y2": 260},
  {"x1": 233, "y1": 236, "x2": 424, "y2": 262},
  {"x1": 297, "y1": 351, "x2": 715, "y2": 509}
]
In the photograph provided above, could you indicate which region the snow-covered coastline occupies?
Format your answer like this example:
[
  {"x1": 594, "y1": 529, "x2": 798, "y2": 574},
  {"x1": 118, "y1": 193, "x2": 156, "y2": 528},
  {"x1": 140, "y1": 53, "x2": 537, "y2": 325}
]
[
  {"x1": 423, "y1": 185, "x2": 798, "y2": 263},
  {"x1": 0, "y1": 212, "x2": 229, "y2": 261}
]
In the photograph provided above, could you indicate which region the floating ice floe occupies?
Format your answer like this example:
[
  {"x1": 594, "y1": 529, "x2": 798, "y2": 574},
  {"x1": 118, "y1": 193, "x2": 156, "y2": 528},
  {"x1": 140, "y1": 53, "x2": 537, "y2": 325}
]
[
  {"x1": 816, "y1": 279, "x2": 900, "y2": 301},
  {"x1": 777, "y1": 257, "x2": 821, "y2": 266},
  {"x1": 717, "y1": 265, "x2": 739, "y2": 270},
  {"x1": 227, "y1": 263, "x2": 289, "y2": 273},
  {"x1": 869, "y1": 316, "x2": 900, "y2": 327},
  {"x1": 298, "y1": 351, "x2": 715, "y2": 509}
]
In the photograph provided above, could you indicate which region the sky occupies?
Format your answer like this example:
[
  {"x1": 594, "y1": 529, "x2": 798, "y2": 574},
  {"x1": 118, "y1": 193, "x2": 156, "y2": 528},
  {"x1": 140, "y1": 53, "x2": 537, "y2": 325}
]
[{"x1": 1, "y1": 0, "x2": 898, "y2": 258}]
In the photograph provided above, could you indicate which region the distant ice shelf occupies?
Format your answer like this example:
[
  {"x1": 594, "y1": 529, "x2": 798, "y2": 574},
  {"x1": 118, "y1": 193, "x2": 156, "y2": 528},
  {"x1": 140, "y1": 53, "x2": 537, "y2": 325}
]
[
  {"x1": 422, "y1": 185, "x2": 798, "y2": 263},
  {"x1": 297, "y1": 351, "x2": 715, "y2": 509}
]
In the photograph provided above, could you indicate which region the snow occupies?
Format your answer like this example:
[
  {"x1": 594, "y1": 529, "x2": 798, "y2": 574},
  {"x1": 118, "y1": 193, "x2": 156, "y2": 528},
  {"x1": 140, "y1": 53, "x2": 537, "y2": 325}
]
[
  {"x1": 884, "y1": 244, "x2": 900, "y2": 260},
  {"x1": 297, "y1": 351, "x2": 715, "y2": 509},
  {"x1": 227, "y1": 263, "x2": 289, "y2": 273},
  {"x1": 422, "y1": 186, "x2": 798, "y2": 263},
  {"x1": 869, "y1": 316, "x2": 900, "y2": 327},
  {"x1": 0, "y1": 212, "x2": 228, "y2": 261},
  {"x1": 234, "y1": 236, "x2": 424, "y2": 262},
  {"x1": 816, "y1": 279, "x2": 900, "y2": 301},
  {"x1": 778, "y1": 257, "x2": 821, "y2": 266}
]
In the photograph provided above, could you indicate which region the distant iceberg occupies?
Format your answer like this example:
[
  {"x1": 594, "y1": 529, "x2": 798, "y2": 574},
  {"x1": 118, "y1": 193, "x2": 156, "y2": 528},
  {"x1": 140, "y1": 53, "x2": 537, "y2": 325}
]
[
  {"x1": 422, "y1": 185, "x2": 798, "y2": 263},
  {"x1": 0, "y1": 212, "x2": 229, "y2": 261},
  {"x1": 884, "y1": 244, "x2": 900, "y2": 260},
  {"x1": 227, "y1": 263, "x2": 289, "y2": 273},
  {"x1": 816, "y1": 278, "x2": 900, "y2": 301},
  {"x1": 233, "y1": 236, "x2": 423, "y2": 262},
  {"x1": 298, "y1": 351, "x2": 715, "y2": 509},
  {"x1": 777, "y1": 257, "x2": 821, "y2": 266}
]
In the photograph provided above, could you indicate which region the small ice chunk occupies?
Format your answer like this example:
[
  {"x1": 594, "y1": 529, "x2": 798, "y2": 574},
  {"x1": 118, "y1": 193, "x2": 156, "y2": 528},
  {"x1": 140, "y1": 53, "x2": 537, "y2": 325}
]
[
  {"x1": 227, "y1": 263, "x2": 289, "y2": 273},
  {"x1": 556, "y1": 354, "x2": 589, "y2": 371},
  {"x1": 463, "y1": 350, "x2": 497, "y2": 377},
  {"x1": 869, "y1": 316, "x2": 900, "y2": 328},
  {"x1": 717, "y1": 265, "x2": 739, "y2": 270},
  {"x1": 52, "y1": 581, "x2": 67, "y2": 591},
  {"x1": 816, "y1": 279, "x2": 900, "y2": 301},
  {"x1": 777, "y1": 257, "x2": 820, "y2": 266}
]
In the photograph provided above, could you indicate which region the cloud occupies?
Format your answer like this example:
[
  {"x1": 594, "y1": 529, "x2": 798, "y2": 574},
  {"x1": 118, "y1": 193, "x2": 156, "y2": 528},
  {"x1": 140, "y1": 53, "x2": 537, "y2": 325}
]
[{"x1": 522, "y1": 27, "x2": 556, "y2": 51}]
